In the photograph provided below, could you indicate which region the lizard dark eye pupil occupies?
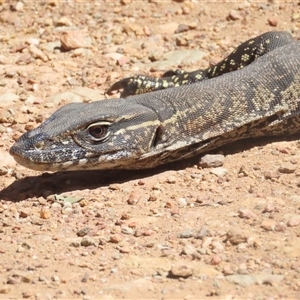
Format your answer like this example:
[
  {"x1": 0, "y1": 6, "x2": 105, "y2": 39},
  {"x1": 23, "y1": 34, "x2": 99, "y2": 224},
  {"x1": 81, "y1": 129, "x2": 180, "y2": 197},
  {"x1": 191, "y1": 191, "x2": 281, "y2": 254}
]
[{"x1": 89, "y1": 125, "x2": 107, "y2": 139}]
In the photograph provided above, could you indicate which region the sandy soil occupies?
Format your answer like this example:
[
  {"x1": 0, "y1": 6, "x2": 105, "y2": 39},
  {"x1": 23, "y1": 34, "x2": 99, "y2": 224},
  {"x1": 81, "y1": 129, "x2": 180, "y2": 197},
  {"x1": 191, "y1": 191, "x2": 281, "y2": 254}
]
[{"x1": 1, "y1": 1, "x2": 300, "y2": 299}]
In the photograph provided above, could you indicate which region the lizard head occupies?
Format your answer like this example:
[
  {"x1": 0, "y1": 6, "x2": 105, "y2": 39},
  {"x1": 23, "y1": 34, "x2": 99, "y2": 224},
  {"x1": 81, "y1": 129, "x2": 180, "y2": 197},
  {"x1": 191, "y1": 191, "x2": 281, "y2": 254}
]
[{"x1": 10, "y1": 98, "x2": 161, "y2": 171}]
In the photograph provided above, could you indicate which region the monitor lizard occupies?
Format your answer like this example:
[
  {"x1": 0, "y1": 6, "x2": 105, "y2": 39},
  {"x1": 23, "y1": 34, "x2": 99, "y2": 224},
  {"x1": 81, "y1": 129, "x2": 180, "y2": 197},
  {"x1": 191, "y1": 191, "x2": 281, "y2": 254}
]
[{"x1": 10, "y1": 31, "x2": 300, "y2": 172}]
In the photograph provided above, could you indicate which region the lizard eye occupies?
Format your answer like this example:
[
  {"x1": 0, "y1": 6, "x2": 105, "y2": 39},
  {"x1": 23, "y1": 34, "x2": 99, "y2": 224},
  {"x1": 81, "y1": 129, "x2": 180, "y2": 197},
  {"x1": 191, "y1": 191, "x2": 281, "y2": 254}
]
[{"x1": 87, "y1": 122, "x2": 111, "y2": 141}]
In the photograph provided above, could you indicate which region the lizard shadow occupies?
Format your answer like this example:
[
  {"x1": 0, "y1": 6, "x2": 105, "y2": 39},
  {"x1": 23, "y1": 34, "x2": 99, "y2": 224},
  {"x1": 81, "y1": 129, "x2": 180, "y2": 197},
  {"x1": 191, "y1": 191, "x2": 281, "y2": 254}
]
[{"x1": 1, "y1": 134, "x2": 299, "y2": 202}]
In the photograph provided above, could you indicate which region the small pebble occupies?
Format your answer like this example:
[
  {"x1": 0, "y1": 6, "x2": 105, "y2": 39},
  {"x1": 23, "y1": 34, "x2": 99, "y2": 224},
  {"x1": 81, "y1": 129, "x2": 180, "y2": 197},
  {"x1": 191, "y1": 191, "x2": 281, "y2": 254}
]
[
  {"x1": 77, "y1": 227, "x2": 91, "y2": 237},
  {"x1": 121, "y1": 226, "x2": 134, "y2": 235},
  {"x1": 81, "y1": 236, "x2": 97, "y2": 247},
  {"x1": 167, "y1": 176, "x2": 176, "y2": 184},
  {"x1": 261, "y1": 220, "x2": 276, "y2": 231},
  {"x1": 268, "y1": 17, "x2": 278, "y2": 27},
  {"x1": 228, "y1": 10, "x2": 243, "y2": 20},
  {"x1": 210, "y1": 167, "x2": 228, "y2": 177},
  {"x1": 182, "y1": 244, "x2": 196, "y2": 255},
  {"x1": 199, "y1": 154, "x2": 225, "y2": 168},
  {"x1": 287, "y1": 215, "x2": 300, "y2": 227},
  {"x1": 177, "y1": 197, "x2": 187, "y2": 207},
  {"x1": 264, "y1": 170, "x2": 280, "y2": 179},
  {"x1": 40, "y1": 208, "x2": 51, "y2": 219},
  {"x1": 109, "y1": 234, "x2": 123, "y2": 243},
  {"x1": 60, "y1": 30, "x2": 92, "y2": 51},
  {"x1": 238, "y1": 208, "x2": 257, "y2": 220},
  {"x1": 179, "y1": 228, "x2": 194, "y2": 238},
  {"x1": 170, "y1": 263, "x2": 194, "y2": 278},
  {"x1": 278, "y1": 162, "x2": 296, "y2": 174}
]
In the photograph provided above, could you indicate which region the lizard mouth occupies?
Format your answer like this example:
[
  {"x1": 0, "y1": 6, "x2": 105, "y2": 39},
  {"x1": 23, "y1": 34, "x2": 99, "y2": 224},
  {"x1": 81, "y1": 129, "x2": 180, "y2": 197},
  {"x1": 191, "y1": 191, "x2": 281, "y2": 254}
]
[{"x1": 9, "y1": 151, "x2": 55, "y2": 171}]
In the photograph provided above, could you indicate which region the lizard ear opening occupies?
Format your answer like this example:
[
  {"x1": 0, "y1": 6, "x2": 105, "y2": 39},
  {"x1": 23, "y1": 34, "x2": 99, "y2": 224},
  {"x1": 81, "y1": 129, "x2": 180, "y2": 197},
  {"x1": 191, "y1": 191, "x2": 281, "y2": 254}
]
[{"x1": 152, "y1": 126, "x2": 163, "y2": 148}]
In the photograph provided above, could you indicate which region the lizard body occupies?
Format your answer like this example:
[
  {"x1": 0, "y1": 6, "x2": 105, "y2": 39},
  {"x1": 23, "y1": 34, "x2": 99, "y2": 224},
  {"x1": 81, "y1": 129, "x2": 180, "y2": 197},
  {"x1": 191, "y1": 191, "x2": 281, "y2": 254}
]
[{"x1": 10, "y1": 32, "x2": 300, "y2": 171}]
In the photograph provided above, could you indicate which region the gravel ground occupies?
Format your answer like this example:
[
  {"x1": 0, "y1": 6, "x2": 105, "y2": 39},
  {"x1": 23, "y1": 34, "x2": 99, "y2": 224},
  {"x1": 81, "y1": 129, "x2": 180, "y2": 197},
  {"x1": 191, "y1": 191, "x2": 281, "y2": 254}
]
[{"x1": 1, "y1": 1, "x2": 300, "y2": 299}]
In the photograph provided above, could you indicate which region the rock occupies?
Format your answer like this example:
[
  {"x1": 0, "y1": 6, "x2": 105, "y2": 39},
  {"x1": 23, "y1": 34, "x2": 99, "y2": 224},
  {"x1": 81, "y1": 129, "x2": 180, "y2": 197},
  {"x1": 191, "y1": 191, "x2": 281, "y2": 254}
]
[
  {"x1": 72, "y1": 48, "x2": 84, "y2": 57},
  {"x1": 286, "y1": 215, "x2": 300, "y2": 227},
  {"x1": 199, "y1": 154, "x2": 225, "y2": 168},
  {"x1": 175, "y1": 24, "x2": 190, "y2": 33},
  {"x1": 121, "y1": 226, "x2": 134, "y2": 235},
  {"x1": 55, "y1": 16, "x2": 72, "y2": 27},
  {"x1": 210, "y1": 167, "x2": 228, "y2": 177},
  {"x1": 170, "y1": 263, "x2": 194, "y2": 278},
  {"x1": 28, "y1": 44, "x2": 48, "y2": 61},
  {"x1": 264, "y1": 170, "x2": 280, "y2": 179},
  {"x1": 211, "y1": 240, "x2": 224, "y2": 253},
  {"x1": 109, "y1": 234, "x2": 123, "y2": 244},
  {"x1": 81, "y1": 236, "x2": 98, "y2": 247},
  {"x1": 228, "y1": 10, "x2": 243, "y2": 20},
  {"x1": 116, "y1": 55, "x2": 130, "y2": 66},
  {"x1": 166, "y1": 176, "x2": 176, "y2": 184},
  {"x1": 210, "y1": 255, "x2": 222, "y2": 265},
  {"x1": 77, "y1": 227, "x2": 91, "y2": 237},
  {"x1": 262, "y1": 202, "x2": 276, "y2": 213},
  {"x1": 195, "y1": 226, "x2": 211, "y2": 239},
  {"x1": 179, "y1": 228, "x2": 194, "y2": 238},
  {"x1": 268, "y1": 17, "x2": 278, "y2": 27},
  {"x1": 278, "y1": 162, "x2": 296, "y2": 174},
  {"x1": 60, "y1": 30, "x2": 92, "y2": 50},
  {"x1": 19, "y1": 210, "x2": 30, "y2": 218},
  {"x1": 238, "y1": 208, "x2": 257, "y2": 220},
  {"x1": 226, "y1": 228, "x2": 249, "y2": 245},
  {"x1": 260, "y1": 220, "x2": 276, "y2": 231},
  {"x1": 177, "y1": 197, "x2": 187, "y2": 207},
  {"x1": 182, "y1": 244, "x2": 196, "y2": 255}
]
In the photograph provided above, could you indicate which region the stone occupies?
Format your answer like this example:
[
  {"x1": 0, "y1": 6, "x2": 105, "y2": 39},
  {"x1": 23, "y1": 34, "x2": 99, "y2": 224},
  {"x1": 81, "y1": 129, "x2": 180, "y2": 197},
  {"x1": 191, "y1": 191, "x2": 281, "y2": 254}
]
[
  {"x1": 226, "y1": 228, "x2": 249, "y2": 245},
  {"x1": 228, "y1": 10, "x2": 243, "y2": 21},
  {"x1": 170, "y1": 263, "x2": 194, "y2": 278},
  {"x1": 81, "y1": 236, "x2": 98, "y2": 247},
  {"x1": 278, "y1": 162, "x2": 296, "y2": 174},
  {"x1": 199, "y1": 154, "x2": 225, "y2": 168},
  {"x1": 268, "y1": 17, "x2": 278, "y2": 27},
  {"x1": 60, "y1": 30, "x2": 92, "y2": 50},
  {"x1": 210, "y1": 167, "x2": 228, "y2": 177},
  {"x1": 55, "y1": 16, "x2": 72, "y2": 27},
  {"x1": 28, "y1": 44, "x2": 48, "y2": 61},
  {"x1": 182, "y1": 244, "x2": 196, "y2": 255},
  {"x1": 286, "y1": 215, "x2": 300, "y2": 227},
  {"x1": 179, "y1": 228, "x2": 194, "y2": 238}
]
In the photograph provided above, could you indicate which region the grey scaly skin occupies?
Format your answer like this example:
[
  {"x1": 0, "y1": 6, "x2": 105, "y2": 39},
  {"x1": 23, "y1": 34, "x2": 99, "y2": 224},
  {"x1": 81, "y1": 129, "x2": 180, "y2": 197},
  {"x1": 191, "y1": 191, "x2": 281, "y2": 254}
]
[{"x1": 9, "y1": 32, "x2": 300, "y2": 172}]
